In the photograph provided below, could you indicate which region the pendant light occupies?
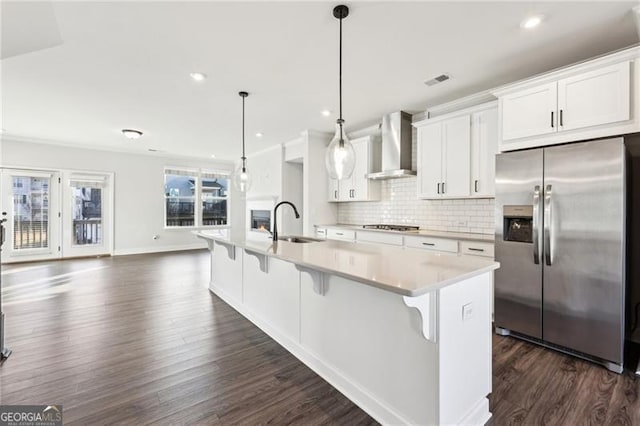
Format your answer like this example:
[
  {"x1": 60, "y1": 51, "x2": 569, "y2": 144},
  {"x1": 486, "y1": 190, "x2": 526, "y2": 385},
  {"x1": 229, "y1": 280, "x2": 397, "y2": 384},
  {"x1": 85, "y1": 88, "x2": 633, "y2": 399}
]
[
  {"x1": 232, "y1": 91, "x2": 252, "y2": 192},
  {"x1": 325, "y1": 4, "x2": 355, "y2": 181}
]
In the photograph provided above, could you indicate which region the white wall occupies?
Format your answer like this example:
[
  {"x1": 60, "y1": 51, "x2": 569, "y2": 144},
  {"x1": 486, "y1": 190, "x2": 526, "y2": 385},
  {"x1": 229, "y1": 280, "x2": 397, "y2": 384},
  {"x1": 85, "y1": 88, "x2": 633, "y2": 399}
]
[
  {"x1": 0, "y1": 138, "x2": 239, "y2": 255},
  {"x1": 303, "y1": 130, "x2": 337, "y2": 235}
]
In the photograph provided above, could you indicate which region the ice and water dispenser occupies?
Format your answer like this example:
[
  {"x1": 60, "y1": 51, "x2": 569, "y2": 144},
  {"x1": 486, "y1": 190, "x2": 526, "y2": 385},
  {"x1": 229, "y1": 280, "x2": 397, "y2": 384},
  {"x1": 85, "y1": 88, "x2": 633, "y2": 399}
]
[{"x1": 502, "y1": 205, "x2": 533, "y2": 243}]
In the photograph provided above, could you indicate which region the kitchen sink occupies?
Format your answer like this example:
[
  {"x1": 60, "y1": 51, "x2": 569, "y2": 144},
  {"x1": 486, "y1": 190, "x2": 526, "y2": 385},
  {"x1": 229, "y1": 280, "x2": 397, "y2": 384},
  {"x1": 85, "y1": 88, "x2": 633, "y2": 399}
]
[{"x1": 278, "y1": 236, "x2": 324, "y2": 243}]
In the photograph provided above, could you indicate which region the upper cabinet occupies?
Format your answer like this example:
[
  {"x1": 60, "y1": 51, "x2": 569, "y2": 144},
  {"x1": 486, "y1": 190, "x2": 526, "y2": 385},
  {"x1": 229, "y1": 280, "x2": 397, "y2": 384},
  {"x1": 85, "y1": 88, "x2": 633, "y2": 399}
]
[
  {"x1": 328, "y1": 135, "x2": 381, "y2": 202},
  {"x1": 493, "y1": 47, "x2": 639, "y2": 152},
  {"x1": 557, "y1": 63, "x2": 630, "y2": 131},
  {"x1": 415, "y1": 101, "x2": 497, "y2": 199},
  {"x1": 418, "y1": 115, "x2": 471, "y2": 198},
  {"x1": 471, "y1": 107, "x2": 499, "y2": 197},
  {"x1": 500, "y1": 82, "x2": 557, "y2": 141}
]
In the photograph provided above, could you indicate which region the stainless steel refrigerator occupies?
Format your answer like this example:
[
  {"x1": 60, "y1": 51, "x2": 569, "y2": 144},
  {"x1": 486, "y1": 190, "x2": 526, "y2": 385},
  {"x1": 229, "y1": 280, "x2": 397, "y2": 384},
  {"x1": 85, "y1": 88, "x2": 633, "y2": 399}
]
[{"x1": 495, "y1": 137, "x2": 632, "y2": 373}]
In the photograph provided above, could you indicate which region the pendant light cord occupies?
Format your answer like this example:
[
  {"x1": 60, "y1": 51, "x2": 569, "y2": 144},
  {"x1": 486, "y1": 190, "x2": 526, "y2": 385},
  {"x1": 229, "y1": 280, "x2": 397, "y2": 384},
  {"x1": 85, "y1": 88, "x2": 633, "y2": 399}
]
[
  {"x1": 338, "y1": 12, "x2": 344, "y2": 146},
  {"x1": 241, "y1": 94, "x2": 246, "y2": 171},
  {"x1": 339, "y1": 15, "x2": 342, "y2": 123}
]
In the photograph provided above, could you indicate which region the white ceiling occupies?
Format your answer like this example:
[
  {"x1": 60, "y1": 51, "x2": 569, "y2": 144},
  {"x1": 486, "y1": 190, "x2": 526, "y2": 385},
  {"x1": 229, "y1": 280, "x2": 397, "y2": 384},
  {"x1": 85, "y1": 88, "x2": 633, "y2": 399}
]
[{"x1": 1, "y1": 1, "x2": 638, "y2": 161}]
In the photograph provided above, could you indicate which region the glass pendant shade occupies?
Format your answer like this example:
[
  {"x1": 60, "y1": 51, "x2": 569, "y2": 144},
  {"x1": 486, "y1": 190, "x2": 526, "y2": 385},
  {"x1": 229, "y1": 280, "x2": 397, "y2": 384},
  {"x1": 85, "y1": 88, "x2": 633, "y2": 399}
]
[
  {"x1": 325, "y1": 121, "x2": 355, "y2": 180},
  {"x1": 232, "y1": 162, "x2": 252, "y2": 192}
]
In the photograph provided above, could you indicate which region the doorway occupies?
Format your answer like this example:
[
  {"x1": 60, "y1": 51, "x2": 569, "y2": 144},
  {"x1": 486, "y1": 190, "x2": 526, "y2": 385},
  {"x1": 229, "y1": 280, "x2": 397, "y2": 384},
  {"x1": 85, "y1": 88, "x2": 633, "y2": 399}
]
[
  {"x1": 61, "y1": 172, "x2": 113, "y2": 258},
  {"x1": 1, "y1": 168, "x2": 113, "y2": 263},
  {"x1": 1, "y1": 168, "x2": 61, "y2": 262}
]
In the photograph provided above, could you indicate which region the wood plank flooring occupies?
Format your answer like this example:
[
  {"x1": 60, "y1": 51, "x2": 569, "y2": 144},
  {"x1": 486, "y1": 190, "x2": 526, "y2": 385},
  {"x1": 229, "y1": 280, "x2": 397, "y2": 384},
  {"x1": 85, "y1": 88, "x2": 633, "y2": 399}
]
[{"x1": 1, "y1": 250, "x2": 639, "y2": 425}]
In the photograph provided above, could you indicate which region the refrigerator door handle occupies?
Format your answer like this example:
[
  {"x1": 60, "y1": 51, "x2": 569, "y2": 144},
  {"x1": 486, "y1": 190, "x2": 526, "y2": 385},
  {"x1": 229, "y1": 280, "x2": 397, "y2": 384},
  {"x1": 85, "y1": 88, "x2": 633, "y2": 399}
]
[
  {"x1": 533, "y1": 185, "x2": 541, "y2": 264},
  {"x1": 544, "y1": 184, "x2": 553, "y2": 266}
]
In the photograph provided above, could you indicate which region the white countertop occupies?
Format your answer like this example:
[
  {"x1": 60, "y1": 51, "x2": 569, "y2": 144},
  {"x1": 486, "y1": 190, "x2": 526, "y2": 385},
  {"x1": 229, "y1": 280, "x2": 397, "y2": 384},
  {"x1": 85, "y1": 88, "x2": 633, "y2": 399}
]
[
  {"x1": 315, "y1": 224, "x2": 495, "y2": 242},
  {"x1": 195, "y1": 230, "x2": 499, "y2": 297}
]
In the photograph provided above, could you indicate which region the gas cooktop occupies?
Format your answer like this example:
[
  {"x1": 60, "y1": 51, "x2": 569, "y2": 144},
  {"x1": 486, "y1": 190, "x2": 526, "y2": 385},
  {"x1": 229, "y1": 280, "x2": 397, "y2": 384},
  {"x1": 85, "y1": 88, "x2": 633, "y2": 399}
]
[{"x1": 362, "y1": 224, "x2": 420, "y2": 232}]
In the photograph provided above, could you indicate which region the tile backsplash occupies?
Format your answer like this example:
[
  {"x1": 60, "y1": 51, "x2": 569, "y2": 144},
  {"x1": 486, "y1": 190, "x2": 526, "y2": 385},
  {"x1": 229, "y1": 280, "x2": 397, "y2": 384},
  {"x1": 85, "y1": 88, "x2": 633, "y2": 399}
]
[{"x1": 337, "y1": 177, "x2": 495, "y2": 235}]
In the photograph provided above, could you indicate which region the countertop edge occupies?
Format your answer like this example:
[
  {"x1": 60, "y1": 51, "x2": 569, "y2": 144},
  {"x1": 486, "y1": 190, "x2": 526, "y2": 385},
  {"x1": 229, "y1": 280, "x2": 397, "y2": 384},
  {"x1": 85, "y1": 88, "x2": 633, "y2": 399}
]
[{"x1": 195, "y1": 231, "x2": 499, "y2": 297}]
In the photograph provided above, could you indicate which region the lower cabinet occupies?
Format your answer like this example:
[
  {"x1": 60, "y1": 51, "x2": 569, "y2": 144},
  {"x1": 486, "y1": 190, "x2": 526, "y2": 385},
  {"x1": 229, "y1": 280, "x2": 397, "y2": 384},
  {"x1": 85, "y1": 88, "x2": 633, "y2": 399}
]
[
  {"x1": 322, "y1": 227, "x2": 495, "y2": 258},
  {"x1": 327, "y1": 228, "x2": 356, "y2": 241},
  {"x1": 460, "y1": 241, "x2": 495, "y2": 258},
  {"x1": 356, "y1": 231, "x2": 403, "y2": 246},
  {"x1": 404, "y1": 235, "x2": 459, "y2": 253}
]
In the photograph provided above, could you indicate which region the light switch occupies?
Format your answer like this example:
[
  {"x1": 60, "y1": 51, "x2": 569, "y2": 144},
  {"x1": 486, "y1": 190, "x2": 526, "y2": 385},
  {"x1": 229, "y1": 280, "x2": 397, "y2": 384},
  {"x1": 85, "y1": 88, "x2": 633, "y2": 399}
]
[{"x1": 462, "y1": 303, "x2": 474, "y2": 321}]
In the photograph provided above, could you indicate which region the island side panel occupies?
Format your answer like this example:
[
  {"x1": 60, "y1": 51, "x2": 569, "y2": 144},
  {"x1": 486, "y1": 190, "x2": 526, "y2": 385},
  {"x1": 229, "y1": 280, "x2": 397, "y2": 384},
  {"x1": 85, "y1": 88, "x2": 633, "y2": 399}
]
[
  {"x1": 438, "y1": 272, "x2": 492, "y2": 425},
  {"x1": 243, "y1": 252, "x2": 301, "y2": 343},
  {"x1": 299, "y1": 273, "x2": 439, "y2": 425},
  {"x1": 211, "y1": 242, "x2": 243, "y2": 303}
]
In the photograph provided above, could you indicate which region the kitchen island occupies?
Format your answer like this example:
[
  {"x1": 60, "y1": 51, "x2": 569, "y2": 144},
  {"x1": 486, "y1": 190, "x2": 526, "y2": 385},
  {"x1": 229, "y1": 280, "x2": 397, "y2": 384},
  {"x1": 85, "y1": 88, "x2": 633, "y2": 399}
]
[{"x1": 195, "y1": 230, "x2": 499, "y2": 425}]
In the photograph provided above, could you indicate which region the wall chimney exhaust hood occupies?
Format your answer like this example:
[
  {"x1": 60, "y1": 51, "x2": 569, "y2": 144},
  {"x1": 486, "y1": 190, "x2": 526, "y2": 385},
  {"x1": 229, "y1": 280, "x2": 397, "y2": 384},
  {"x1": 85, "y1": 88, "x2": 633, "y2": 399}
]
[{"x1": 366, "y1": 111, "x2": 416, "y2": 180}]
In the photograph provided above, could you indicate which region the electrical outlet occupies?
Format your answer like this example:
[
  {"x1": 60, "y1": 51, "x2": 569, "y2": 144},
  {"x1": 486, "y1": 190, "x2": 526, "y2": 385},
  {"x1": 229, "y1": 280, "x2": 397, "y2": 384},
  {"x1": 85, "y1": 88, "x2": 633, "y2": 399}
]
[{"x1": 462, "y1": 303, "x2": 474, "y2": 321}]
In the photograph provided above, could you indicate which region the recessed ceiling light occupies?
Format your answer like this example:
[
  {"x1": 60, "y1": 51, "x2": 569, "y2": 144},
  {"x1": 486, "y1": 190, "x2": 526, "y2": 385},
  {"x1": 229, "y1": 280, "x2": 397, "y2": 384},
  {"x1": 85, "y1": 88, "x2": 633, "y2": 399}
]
[
  {"x1": 122, "y1": 129, "x2": 143, "y2": 139},
  {"x1": 190, "y1": 72, "x2": 207, "y2": 82},
  {"x1": 255, "y1": 132, "x2": 263, "y2": 138},
  {"x1": 321, "y1": 110, "x2": 332, "y2": 117},
  {"x1": 210, "y1": 154, "x2": 216, "y2": 158},
  {"x1": 521, "y1": 15, "x2": 544, "y2": 29}
]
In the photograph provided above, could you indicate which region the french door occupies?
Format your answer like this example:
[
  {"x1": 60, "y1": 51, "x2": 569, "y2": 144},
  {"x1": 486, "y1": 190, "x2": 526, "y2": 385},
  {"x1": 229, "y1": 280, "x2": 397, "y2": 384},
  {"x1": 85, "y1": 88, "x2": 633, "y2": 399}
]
[
  {"x1": 61, "y1": 172, "x2": 112, "y2": 258},
  {"x1": 1, "y1": 168, "x2": 113, "y2": 263},
  {"x1": 1, "y1": 169, "x2": 61, "y2": 262}
]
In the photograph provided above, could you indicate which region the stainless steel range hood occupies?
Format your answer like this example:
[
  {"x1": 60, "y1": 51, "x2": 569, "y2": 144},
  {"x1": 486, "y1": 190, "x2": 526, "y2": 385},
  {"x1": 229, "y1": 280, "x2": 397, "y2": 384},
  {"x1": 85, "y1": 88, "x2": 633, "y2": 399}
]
[{"x1": 366, "y1": 111, "x2": 416, "y2": 180}]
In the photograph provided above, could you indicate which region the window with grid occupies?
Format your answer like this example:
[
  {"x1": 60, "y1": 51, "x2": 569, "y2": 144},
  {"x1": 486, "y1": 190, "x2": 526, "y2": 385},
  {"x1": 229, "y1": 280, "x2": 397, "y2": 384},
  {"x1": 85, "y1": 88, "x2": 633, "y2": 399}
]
[{"x1": 164, "y1": 168, "x2": 229, "y2": 228}]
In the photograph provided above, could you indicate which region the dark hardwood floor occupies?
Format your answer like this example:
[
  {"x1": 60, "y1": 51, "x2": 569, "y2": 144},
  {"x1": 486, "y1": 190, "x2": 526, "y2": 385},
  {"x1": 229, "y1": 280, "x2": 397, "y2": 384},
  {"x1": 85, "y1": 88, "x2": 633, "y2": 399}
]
[{"x1": 1, "y1": 250, "x2": 639, "y2": 425}]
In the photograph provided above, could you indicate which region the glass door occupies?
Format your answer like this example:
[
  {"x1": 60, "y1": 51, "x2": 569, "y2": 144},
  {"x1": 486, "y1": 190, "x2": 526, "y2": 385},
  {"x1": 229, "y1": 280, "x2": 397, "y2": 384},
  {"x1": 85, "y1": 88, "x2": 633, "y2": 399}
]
[
  {"x1": 62, "y1": 172, "x2": 112, "y2": 258},
  {"x1": 0, "y1": 169, "x2": 61, "y2": 262}
]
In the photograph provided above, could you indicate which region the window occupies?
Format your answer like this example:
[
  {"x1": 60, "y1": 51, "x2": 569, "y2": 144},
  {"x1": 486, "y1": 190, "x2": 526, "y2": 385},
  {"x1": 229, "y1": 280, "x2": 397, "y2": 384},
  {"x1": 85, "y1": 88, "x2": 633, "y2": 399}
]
[
  {"x1": 69, "y1": 174, "x2": 105, "y2": 246},
  {"x1": 164, "y1": 168, "x2": 230, "y2": 228}
]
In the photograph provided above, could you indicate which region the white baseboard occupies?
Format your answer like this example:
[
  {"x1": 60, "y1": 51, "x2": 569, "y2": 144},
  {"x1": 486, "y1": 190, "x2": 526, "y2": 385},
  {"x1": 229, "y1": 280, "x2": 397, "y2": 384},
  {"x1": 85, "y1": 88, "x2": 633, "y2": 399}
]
[
  {"x1": 458, "y1": 397, "x2": 491, "y2": 426},
  {"x1": 113, "y1": 242, "x2": 206, "y2": 256}
]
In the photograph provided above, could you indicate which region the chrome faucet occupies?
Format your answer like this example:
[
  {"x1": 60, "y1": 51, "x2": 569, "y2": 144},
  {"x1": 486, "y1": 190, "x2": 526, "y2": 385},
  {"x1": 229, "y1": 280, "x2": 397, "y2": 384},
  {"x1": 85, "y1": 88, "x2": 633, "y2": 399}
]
[{"x1": 272, "y1": 201, "x2": 300, "y2": 242}]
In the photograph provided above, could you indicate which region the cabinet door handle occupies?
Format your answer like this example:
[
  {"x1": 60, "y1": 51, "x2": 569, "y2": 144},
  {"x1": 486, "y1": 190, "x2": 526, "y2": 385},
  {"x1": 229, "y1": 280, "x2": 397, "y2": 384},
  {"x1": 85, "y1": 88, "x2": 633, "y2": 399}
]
[
  {"x1": 437, "y1": 183, "x2": 440, "y2": 194},
  {"x1": 559, "y1": 109, "x2": 563, "y2": 127},
  {"x1": 468, "y1": 247, "x2": 485, "y2": 252},
  {"x1": 442, "y1": 182, "x2": 446, "y2": 194},
  {"x1": 334, "y1": 190, "x2": 338, "y2": 199},
  {"x1": 336, "y1": 232, "x2": 344, "y2": 236},
  {"x1": 551, "y1": 111, "x2": 554, "y2": 128},
  {"x1": 422, "y1": 242, "x2": 435, "y2": 246},
  {"x1": 474, "y1": 180, "x2": 479, "y2": 193}
]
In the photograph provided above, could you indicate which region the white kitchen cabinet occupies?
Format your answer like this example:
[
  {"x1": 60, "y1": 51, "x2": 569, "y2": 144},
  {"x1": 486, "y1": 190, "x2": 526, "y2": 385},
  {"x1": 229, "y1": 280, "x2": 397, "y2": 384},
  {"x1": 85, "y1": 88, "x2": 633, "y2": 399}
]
[
  {"x1": 500, "y1": 82, "x2": 557, "y2": 142},
  {"x1": 328, "y1": 179, "x2": 339, "y2": 202},
  {"x1": 326, "y1": 228, "x2": 356, "y2": 241},
  {"x1": 494, "y1": 51, "x2": 636, "y2": 151},
  {"x1": 460, "y1": 241, "x2": 495, "y2": 258},
  {"x1": 416, "y1": 115, "x2": 471, "y2": 199},
  {"x1": 328, "y1": 136, "x2": 381, "y2": 202},
  {"x1": 404, "y1": 235, "x2": 459, "y2": 253},
  {"x1": 315, "y1": 227, "x2": 327, "y2": 239},
  {"x1": 356, "y1": 230, "x2": 403, "y2": 246},
  {"x1": 470, "y1": 107, "x2": 499, "y2": 197},
  {"x1": 557, "y1": 62, "x2": 630, "y2": 132}
]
